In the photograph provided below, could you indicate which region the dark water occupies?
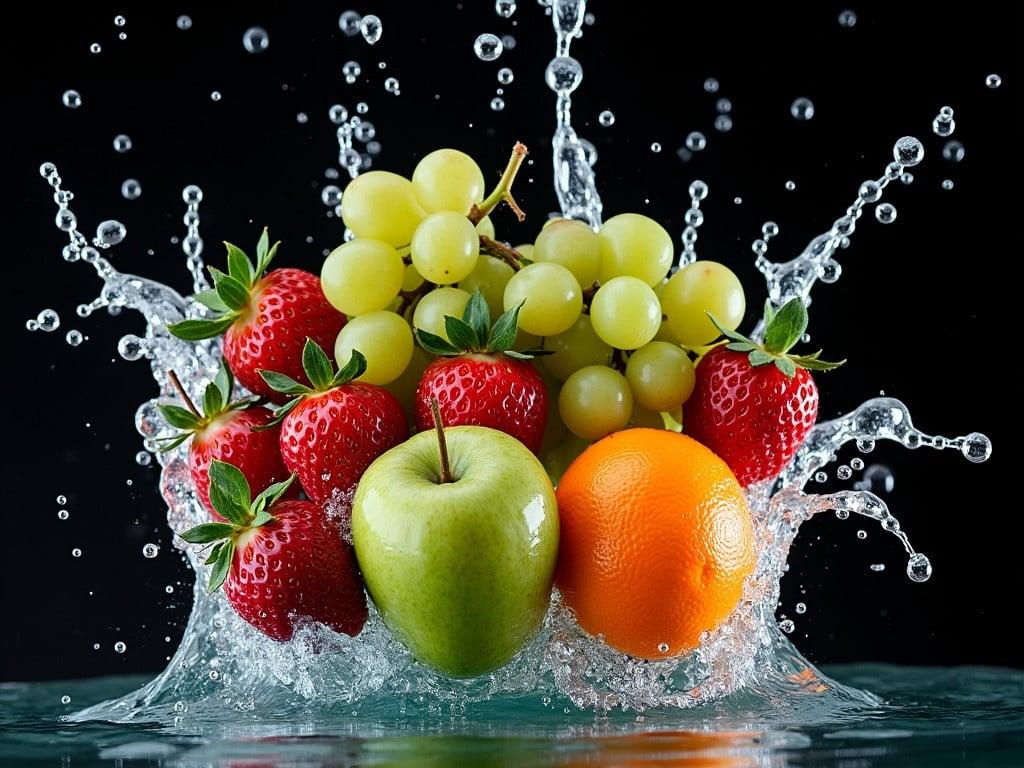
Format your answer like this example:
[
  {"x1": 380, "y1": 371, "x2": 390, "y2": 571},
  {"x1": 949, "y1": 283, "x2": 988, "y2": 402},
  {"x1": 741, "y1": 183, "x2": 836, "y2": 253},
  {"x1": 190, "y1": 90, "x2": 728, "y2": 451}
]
[{"x1": 3, "y1": 665, "x2": 1022, "y2": 766}]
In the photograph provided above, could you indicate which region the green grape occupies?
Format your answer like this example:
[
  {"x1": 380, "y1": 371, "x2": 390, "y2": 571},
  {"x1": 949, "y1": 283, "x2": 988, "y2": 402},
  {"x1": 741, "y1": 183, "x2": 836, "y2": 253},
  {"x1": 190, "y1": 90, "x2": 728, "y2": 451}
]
[
  {"x1": 321, "y1": 239, "x2": 404, "y2": 316},
  {"x1": 334, "y1": 311, "x2": 413, "y2": 386},
  {"x1": 559, "y1": 366, "x2": 633, "y2": 441},
  {"x1": 589, "y1": 276, "x2": 661, "y2": 350},
  {"x1": 625, "y1": 341, "x2": 696, "y2": 412},
  {"x1": 629, "y1": 405, "x2": 683, "y2": 431},
  {"x1": 541, "y1": 433, "x2": 590, "y2": 486},
  {"x1": 340, "y1": 171, "x2": 425, "y2": 247},
  {"x1": 542, "y1": 315, "x2": 612, "y2": 381},
  {"x1": 503, "y1": 262, "x2": 582, "y2": 337},
  {"x1": 411, "y1": 149, "x2": 485, "y2": 214},
  {"x1": 412, "y1": 287, "x2": 470, "y2": 341},
  {"x1": 459, "y1": 255, "x2": 513, "y2": 319},
  {"x1": 402, "y1": 263, "x2": 424, "y2": 292},
  {"x1": 538, "y1": 366, "x2": 568, "y2": 454},
  {"x1": 385, "y1": 345, "x2": 432, "y2": 426},
  {"x1": 661, "y1": 261, "x2": 745, "y2": 346},
  {"x1": 411, "y1": 212, "x2": 480, "y2": 285},
  {"x1": 476, "y1": 215, "x2": 495, "y2": 240},
  {"x1": 598, "y1": 213, "x2": 673, "y2": 286},
  {"x1": 515, "y1": 243, "x2": 534, "y2": 260},
  {"x1": 533, "y1": 219, "x2": 602, "y2": 287}
]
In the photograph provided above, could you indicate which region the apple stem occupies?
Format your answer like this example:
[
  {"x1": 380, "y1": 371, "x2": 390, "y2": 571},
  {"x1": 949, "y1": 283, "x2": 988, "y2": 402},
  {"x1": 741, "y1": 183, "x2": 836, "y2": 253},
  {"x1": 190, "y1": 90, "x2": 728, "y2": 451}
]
[
  {"x1": 430, "y1": 396, "x2": 453, "y2": 484},
  {"x1": 167, "y1": 369, "x2": 201, "y2": 418}
]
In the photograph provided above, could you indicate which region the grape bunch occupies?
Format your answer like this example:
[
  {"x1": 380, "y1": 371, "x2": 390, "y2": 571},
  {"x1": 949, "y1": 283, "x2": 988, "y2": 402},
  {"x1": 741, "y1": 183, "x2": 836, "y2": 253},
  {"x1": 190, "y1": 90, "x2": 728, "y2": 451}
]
[{"x1": 320, "y1": 144, "x2": 748, "y2": 470}]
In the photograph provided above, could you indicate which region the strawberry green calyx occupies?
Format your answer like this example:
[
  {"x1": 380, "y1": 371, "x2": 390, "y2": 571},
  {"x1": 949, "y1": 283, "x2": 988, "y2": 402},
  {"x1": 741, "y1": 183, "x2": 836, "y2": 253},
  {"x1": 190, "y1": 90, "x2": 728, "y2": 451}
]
[
  {"x1": 167, "y1": 228, "x2": 280, "y2": 341},
  {"x1": 414, "y1": 289, "x2": 552, "y2": 360},
  {"x1": 180, "y1": 461, "x2": 296, "y2": 592},
  {"x1": 156, "y1": 361, "x2": 258, "y2": 451},
  {"x1": 709, "y1": 297, "x2": 846, "y2": 378},
  {"x1": 257, "y1": 338, "x2": 368, "y2": 425}
]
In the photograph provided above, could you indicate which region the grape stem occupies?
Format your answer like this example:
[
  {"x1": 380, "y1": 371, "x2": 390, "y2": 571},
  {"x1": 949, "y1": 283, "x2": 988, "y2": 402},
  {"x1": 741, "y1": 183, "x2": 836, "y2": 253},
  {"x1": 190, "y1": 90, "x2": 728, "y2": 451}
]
[
  {"x1": 611, "y1": 349, "x2": 627, "y2": 374},
  {"x1": 469, "y1": 142, "x2": 528, "y2": 225},
  {"x1": 479, "y1": 235, "x2": 525, "y2": 272},
  {"x1": 398, "y1": 281, "x2": 436, "y2": 315},
  {"x1": 167, "y1": 369, "x2": 201, "y2": 417},
  {"x1": 429, "y1": 396, "x2": 453, "y2": 484},
  {"x1": 580, "y1": 281, "x2": 600, "y2": 306}
]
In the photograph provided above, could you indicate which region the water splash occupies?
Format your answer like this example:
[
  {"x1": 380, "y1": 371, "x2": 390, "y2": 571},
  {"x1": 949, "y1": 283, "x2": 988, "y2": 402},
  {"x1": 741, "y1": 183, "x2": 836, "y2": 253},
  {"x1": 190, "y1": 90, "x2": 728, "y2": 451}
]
[{"x1": 549, "y1": 0, "x2": 602, "y2": 228}]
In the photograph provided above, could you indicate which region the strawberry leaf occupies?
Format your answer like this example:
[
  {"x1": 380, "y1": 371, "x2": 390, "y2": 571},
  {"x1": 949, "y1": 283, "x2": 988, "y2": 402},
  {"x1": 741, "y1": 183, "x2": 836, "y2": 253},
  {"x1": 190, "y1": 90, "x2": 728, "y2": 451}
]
[
  {"x1": 259, "y1": 370, "x2": 310, "y2": 396},
  {"x1": 332, "y1": 349, "x2": 367, "y2": 386},
  {"x1": 486, "y1": 301, "x2": 523, "y2": 353},
  {"x1": 444, "y1": 316, "x2": 481, "y2": 351},
  {"x1": 503, "y1": 350, "x2": 532, "y2": 360},
  {"x1": 155, "y1": 433, "x2": 191, "y2": 453},
  {"x1": 214, "y1": 361, "x2": 234, "y2": 403},
  {"x1": 763, "y1": 298, "x2": 808, "y2": 355},
  {"x1": 748, "y1": 349, "x2": 774, "y2": 367},
  {"x1": 256, "y1": 228, "x2": 269, "y2": 264},
  {"x1": 208, "y1": 460, "x2": 252, "y2": 525},
  {"x1": 253, "y1": 474, "x2": 295, "y2": 515},
  {"x1": 706, "y1": 312, "x2": 751, "y2": 345},
  {"x1": 209, "y1": 268, "x2": 251, "y2": 312},
  {"x1": 159, "y1": 404, "x2": 202, "y2": 430},
  {"x1": 207, "y1": 539, "x2": 235, "y2": 593},
  {"x1": 301, "y1": 338, "x2": 336, "y2": 391},
  {"x1": 225, "y1": 242, "x2": 255, "y2": 287},
  {"x1": 256, "y1": 239, "x2": 280, "y2": 278},
  {"x1": 726, "y1": 341, "x2": 758, "y2": 352},
  {"x1": 202, "y1": 381, "x2": 224, "y2": 417},
  {"x1": 258, "y1": 396, "x2": 301, "y2": 429},
  {"x1": 250, "y1": 508, "x2": 274, "y2": 528},
  {"x1": 762, "y1": 299, "x2": 776, "y2": 327},
  {"x1": 204, "y1": 541, "x2": 225, "y2": 565},
  {"x1": 415, "y1": 329, "x2": 461, "y2": 356},
  {"x1": 168, "y1": 315, "x2": 237, "y2": 341},
  {"x1": 774, "y1": 356, "x2": 797, "y2": 378},
  {"x1": 791, "y1": 355, "x2": 846, "y2": 371},
  {"x1": 193, "y1": 289, "x2": 230, "y2": 313},
  {"x1": 180, "y1": 522, "x2": 234, "y2": 544},
  {"x1": 462, "y1": 290, "x2": 491, "y2": 347}
]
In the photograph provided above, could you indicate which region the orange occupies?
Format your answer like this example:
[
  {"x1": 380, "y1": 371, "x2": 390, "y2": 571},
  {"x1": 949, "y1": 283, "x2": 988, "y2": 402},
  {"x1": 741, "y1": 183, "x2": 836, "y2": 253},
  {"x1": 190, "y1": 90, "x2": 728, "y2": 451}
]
[{"x1": 555, "y1": 428, "x2": 754, "y2": 660}]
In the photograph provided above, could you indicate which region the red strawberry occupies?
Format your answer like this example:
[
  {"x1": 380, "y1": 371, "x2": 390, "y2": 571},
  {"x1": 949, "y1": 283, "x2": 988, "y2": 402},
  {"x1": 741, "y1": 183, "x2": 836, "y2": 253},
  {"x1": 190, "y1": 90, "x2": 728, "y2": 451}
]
[
  {"x1": 260, "y1": 339, "x2": 408, "y2": 508},
  {"x1": 169, "y1": 230, "x2": 346, "y2": 403},
  {"x1": 683, "y1": 298, "x2": 844, "y2": 486},
  {"x1": 157, "y1": 362, "x2": 296, "y2": 520},
  {"x1": 180, "y1": 463, "x2": 367, "y2": 641},
  {"x1": 412, "y1": 290, "x2": 548, "y2": 453}
]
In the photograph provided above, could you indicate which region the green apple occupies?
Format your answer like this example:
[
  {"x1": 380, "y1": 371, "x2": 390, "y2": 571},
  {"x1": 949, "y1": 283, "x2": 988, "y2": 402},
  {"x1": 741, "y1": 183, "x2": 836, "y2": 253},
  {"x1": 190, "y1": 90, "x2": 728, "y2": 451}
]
[{"x1": 351, "y1": 425, "x2": 559, "y2": 678}]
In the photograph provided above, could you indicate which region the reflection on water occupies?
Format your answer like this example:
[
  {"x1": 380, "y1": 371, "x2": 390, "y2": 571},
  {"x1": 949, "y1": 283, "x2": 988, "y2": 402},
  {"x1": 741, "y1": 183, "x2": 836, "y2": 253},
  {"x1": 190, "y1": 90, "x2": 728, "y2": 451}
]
[{"x1": 2, "y1": 665, "x2": 1022, "y2": 766}]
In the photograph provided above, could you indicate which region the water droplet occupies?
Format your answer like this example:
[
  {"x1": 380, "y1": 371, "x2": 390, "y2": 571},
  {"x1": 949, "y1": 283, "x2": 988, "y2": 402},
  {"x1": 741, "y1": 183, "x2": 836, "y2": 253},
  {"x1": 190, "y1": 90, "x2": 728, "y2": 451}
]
[
  {"x1": 961, "y1": 432, "x2": 992, "y2": 463},
  {"x1": 210, "y1": 91, "x2": 222, "y2": 102},
  {"x1": 893, "y1": 136, "x2": 924, "y2": 167},
  {"x1": 71, "y1": 548, "x2": 82, "y2": 558},
  {"x1": 864, "y1": 464, "x2": 894, "y2": 493},
  {"x1": 795, "y1": 602, "x2": 807, "y2": 614},
  {"x1": 688, "y1": 180, "x2": 708, "y2": 200},
  {"x1": 183, "y1": 185, "x2": 203, "y2": 204},
  {"x1": 62, "y1": 90, "x2": 82, "y2": 109},
  {"x1": 36, "y1": 309, "x2": 60, "y2": 332},
  {"x1": 58, "y1": 509, "x2": 69, "y2": 520},
  {"x1": 942, "y1": 140, "x2": 965, "y2": 162},
  {"x1": 836, "y1": 465, "x2": 853, "y2": 480},
  {"x1": 474, "y1": 34, "x2": 506, "y2": 63},
  {"x1": 360, "y1": 14, "x2": 382, "y2": 45},
  {"x1": 838, "y1": 9, "x2": 858, "y2": 27},
  {"x1": 143, "y1": 543, "x2": 160, "y2": 558},
  {"x1": 703, "y1": 78, "x2": 719, "y2": 93},
  {"x1": 339, "y1": 10, "x2": 361, "y2": 36},
  {"x1": 545, "y1": 56, "x2": 582, "y2": 94},
  {"x1": 165, "y1": 585, "x2": 174, "y2": 594},
  {"x1": 121, "y1": 179, "x2": 142, "y2": 200},
  {"x1": 785, "y1": 180, "x2": 796, "y2": 191},
  {"x1": 715, "y1": 98, "x2": 732, "y2": 113},
  {"x1": 650, "y1": 142, "x2": 661, "y2": 153},
  {"x1": 384, "y1": 77, "x2": 400, "y2": 95},
  {"x1": 857, "y1": 529, "x2": 867, "y2": 539},
  {"x1": 114, "y1": 641, "x2": 127, "y2": 653},
  {"x1": 875, "y1": 202, "x2": 897, "y2": 224},
  {"x1": 295, "y1": 112, "x2": 308, "y2": 125},
  {"x1": 321, "y1": 185, "x2": 342, "y2": 207},
  {"x1": 814, "y1": 471, "x2": 828, "y2": 483},
  {"x1": 985, "y1": 73, "x2": 1002, "y2": 89},
  {"x1": 242, "y1": 26, "x2": 269, "y2": 54},
  {"x1": 176, "y1": 15, "x2": 192, "y2": 31},
  {"x1": 57, "y1": 495, "x2": 67, "y2": 505},
  {"x1": 790, "y1": 97, "x2": 815, "y2": 120},
  {"x1": 932, "y1": 106, "x2": 956, "y2": 137},
  {"x1": 941, "y1": 179, "x2": 955, "y2": 191},
  {"x1": 135, "y1": 450, "x2": 151, "y2": 466},
  {"x1": 354, "y1": 121, "x2": 375, "y2": 142},
  {"x1": 779, "y1": 619, "x2": 795, "y2": 634},
  {"x1": 61, "y1": 695, "x2": 71, "y2": 705},
  {"x1": 55, "y1": 209, "x2": 77, "y2": 231},
  {"x1": 685, "y1": 131, "x2": 707, "y2": 152},
  {"x1": 112, "y1": 134, "x2": 133, "y2": 153},
  {"x1": 869, "y1": 563, "x2": 886, "y2": 572},
  {"x1": 114, "y1": 14, "x2": 126, "y2": 26},
  {"x1": 496, "y1": 0, "x2": 517, "y2": 17},
  {"x1": 497, "y1": 67, "x2": 515, "y2": 85},
  {"x1": 342, "y1": 62, "x2": 362, "y2": 84},
  {"x1": 357, "y1": 102, "x2": 369, "y2": 115},
  {"x1": 490, "y1": 97, "x2": 505, "y2": 112},
  {"x1": 906, "y1": 553, "x2": 932, "y2": 582},
  {"x1": 657, "y1": 642, "x2": 669, "y2": 653},
  {"x1": 89, "y1": 42, "x2": 102, "y2": 54},
  {"x1": 900, "y1": 172, "x2": 914, "y2": 185},
  {"x1": 595, "y1": 109, "x2": 616, "y2": 128},
  {"x1": 65, "y1": 330, "x2": 83, "y2": 347},
  {"x1": 96, "y1": 220, "x2": 127, "y2": 246},
  {"x1": 714, "y1": 115, "x2": 733, "y2": 132},
  {"x1": 850, "y1": 457, "x2": 865, "y2": 470}
]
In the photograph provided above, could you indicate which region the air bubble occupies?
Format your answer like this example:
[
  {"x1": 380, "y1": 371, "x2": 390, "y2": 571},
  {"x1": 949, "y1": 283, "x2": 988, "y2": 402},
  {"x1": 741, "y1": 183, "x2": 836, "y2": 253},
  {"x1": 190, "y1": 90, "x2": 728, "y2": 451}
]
[
  {"x1": 176, "y1": 15, "x2": 192, "y2": 30},
  {"x1": 545, "y1": 56, "x2": 582, "y2": 93},
  {"x1": 36, "y1": 309, "x2": 60, "y2": 332},
  {"x1": 714, "y1": 115, "x2": 733, "y2": 132},
  {"x1": 785, "y1": 180, "x2": 796, "y2": 191},
  {"x1": 685, "y1": 131, "x2": 707, "y2": 152},
  {"x1": 857, "y1": 530, "x2": 867, "y2": 539},
  {"x1": 57, "y1": 495, "x2": 67, "y2": 505},
  {"x1": 703, "y1": 78, "x2": 719, "y2": 93},
  {"x1": 779, "y1": 619, "x2": 795, "y2": 634},
  {"x1": 58, "y1": 509, "x2": 69, "y2": 520},
  {"x1": 143, "y1": 543, "x2": 160, "y2": 558},
  {"x1": 650, "y1": 142, "x2": 661, "y2": 153},
  {"x1": 932, "y1": 107, "x2": 955, "y2": 137},
  {"x1": 354, "y1": 121, "x2": 375, "y2": 142},
  {"x1": 296, "y1": 112, "x2": 308, "y2": 124},
  {"x1": 850, "y1": 457, "x2": 865, "y2": 470},
  {"x1": 360, "y1": 15, "x2": 382, "y2": 44},
  {"x1": 814, "y1": 471, "x2": 827, "y2": 483},
  {"x1": 114, "y1": 641, "x2": 127, "y2": 653},
  {"x1": 183, "y1": 185, "x2": 203, "y2": 204},
  {"x1": 598, "y1": 110, "x2": 615, "y2": 127},
  {"x1": 941, "y1": 179, "x2": 955, "y2": 191},
  {"x1": 242, "y1": 27, "x2": 269, "y2": 54},
  {"x1": 72, "y1": 548, "x2": 82, "y2": 558},
  {"x1": 795, "y1": 602, "x2": 807, "y2": 614},
  {"x1": 61, "y1": 695, "x2": 71, "y2": 705},
  {"x1": 210, "y1": 91, "x2": 222, "y2": 102},
  {"x1": 864, "y1": 464, "x2": 894, "y2": 493},
  {"x1": 343, "y1": 62, "x2": 362, "y2": 83},
  {"x1": 321, "y1": 185, "x2": 342, "y2": 207},
  {"x1": 113, "y1": 134, "x2": 133, "y2": 153},
  {"x1": 893, "y1": 136, "x2": 924, "y2": 167},
  {"x1": 657, "y1": 642, "x2": 669, "y2": 653},
  {"x1": 89, "y1": 43, "x2": 101, "y2": 54},
  {"x1": 875, "y1": 203, "x2": 897, "y2": 224},
  {"x1": 985, "y1": 73, "x2": 1002, "y2": 89},
  {"x1": 339, "y1": 11, "x2": 361, "y2": 36},
  {"x1": 960, "y1": 432, "x2": 992, "y2": 463},
  {"x1": 496, "y1": 0, "x2": 517, "y2": 17},
  {"x1": 385, "y1": 77, "x2": 400, "y2": 95},
  {"x1": 62, "y1": 90, "x2": 82, "y2": 109},
  {"x1": 942, "y1": 140, "x2": 965, "y2": 162},
  {"x1": 136, "y1": 451, "x2": 151, "y2": 466},
  {"x1": 66, "y1": 330, "x2": 83, "y2": 346},
  {"x1": 790, "y1": 97, "x2": 815, "y2": 120},
  {"x1": 114, "y1": 14, "x2": 126, "y2": 26},
  {"x1": 490, "y1": 97, "x2": 505, "y2": 112},
  {"x1": 357, "y1": 102, "x2": 369, "y2": 114},
  {"x1": 121, "y1": 179, "x2": 142, "y2": 200},
  {"x1": 838, "y1": 9, "x2": 857, "y2": 27},
  {"x1": 96, "y1": 220, "x2": 127, "y2": 246},
  {"x1": 836, "y1": 465, "x2": 853, "y2": 480}
]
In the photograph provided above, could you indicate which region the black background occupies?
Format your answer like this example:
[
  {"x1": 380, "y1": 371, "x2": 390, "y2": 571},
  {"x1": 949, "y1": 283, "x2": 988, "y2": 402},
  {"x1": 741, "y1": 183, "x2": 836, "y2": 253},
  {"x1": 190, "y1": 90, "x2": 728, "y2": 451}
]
[{"x1": 2, "y1": 2, "x2": 1020, "y2": 682}]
